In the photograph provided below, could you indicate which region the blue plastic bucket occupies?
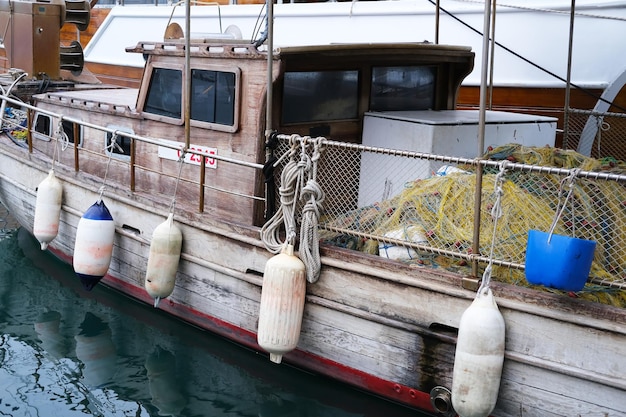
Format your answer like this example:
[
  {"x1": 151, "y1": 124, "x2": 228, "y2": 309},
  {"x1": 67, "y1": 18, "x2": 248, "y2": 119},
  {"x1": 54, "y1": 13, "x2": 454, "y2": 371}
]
[{"x1": 524, "y1": 230, "x2": 596, "y2": 292}]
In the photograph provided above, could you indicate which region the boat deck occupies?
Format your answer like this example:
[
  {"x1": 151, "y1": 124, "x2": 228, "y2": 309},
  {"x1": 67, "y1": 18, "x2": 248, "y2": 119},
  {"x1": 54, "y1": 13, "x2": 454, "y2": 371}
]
[{"x1": 38, "y1": 87, "x2": 139, "y2": 116}]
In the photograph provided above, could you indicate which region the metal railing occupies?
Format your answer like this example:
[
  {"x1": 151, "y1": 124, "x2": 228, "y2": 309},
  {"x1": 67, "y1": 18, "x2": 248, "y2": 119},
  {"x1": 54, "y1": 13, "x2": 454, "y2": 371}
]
[
  {"x1": 0, "y1": 94, "x2": 263, "y2": 215},
  {"x1": 2, "y1": 93, "x2": 626, "y2": 306},
  {"x1": 271, "y1": 134, "x2": 626, "y2": 306}
]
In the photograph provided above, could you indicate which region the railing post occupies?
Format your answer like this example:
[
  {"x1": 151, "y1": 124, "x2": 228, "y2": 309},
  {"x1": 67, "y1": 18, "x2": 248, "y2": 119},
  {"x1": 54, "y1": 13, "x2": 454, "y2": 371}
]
[
  {"x1": 27, "y1": 108, "x2": 33, "y2": 153},
  {"x1": 199, "y1": 155, "x2": 206, "y2": 213},
  {"x1": 130, "y1": 138, "x2": 136, "y2": 192},
  {"x1": 73, "y1": 123, "x2": 79, "y2": 172}
]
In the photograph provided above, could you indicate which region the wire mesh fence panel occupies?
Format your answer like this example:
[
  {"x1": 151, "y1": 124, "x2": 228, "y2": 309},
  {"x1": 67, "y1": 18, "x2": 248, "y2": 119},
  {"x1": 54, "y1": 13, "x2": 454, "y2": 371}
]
[
  {"x1": 273, "y1": 136, "x2": 626, "y2": 307},
  {"x1": 563, "y1": 109, "x2": 626, "y2": 162}
]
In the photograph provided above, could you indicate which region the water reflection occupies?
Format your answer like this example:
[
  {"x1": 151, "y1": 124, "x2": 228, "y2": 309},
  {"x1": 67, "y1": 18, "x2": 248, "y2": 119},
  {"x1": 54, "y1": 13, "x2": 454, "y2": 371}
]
[
  {"x1": 75, "y1": 312, "x2": 117, "y2": 389},
  {"x1": 0, "y1": 229, "x2": 428, "y2": 417},
  {"x1": 145, "y1": 347, "x2": 186, "y2": 416}
]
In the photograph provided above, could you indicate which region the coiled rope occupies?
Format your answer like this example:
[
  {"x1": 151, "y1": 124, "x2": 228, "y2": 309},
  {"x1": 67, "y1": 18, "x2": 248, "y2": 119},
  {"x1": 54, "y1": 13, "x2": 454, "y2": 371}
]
[
  {"x1": 260, "y1": 135, "x2": 325, "y2": 283},
  {"x1": 299, "y1": 138, "x2": 325, "y2": 283}
]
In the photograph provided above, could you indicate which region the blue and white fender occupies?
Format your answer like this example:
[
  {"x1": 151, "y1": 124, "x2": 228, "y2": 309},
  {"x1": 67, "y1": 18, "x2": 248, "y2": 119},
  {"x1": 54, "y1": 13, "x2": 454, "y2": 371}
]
[{"x1": 73, "y1": 200, "x2": 115, "y2": 291}]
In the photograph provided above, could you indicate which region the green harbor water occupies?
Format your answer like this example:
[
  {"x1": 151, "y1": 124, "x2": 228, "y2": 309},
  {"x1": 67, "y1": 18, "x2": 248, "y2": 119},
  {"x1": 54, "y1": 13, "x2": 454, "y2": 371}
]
[{"x1": 0, "y1": 211, "x2": 433, "y2": 417}]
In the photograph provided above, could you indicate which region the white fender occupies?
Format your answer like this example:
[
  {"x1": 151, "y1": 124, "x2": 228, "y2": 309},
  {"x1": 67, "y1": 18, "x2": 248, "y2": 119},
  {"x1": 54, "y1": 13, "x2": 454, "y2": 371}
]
[
  {"x1": 452, "y1": 288, "x2": 506, "y2": 417},
  {"x1": 145, "y1": 213, "x2": 183, "y2": 307},
  {"x1": 257, "y1": 244, "x2": 306, "y2": 364},
  {"x1": 33, "y1": 170, "x2": 63, "y2": 250},
  {"x1": 73, "y1": 200, "x2": 115, "y2": 291}
]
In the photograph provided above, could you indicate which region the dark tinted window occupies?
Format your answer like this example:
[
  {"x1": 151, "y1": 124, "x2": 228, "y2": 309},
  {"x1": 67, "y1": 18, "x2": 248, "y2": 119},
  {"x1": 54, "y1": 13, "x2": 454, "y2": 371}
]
[
  {"x1": 34, "y1": 114, "x2": 51, "y2": 138},
  {"x1": 190, "y1": 69, "x2": 236, "y2": 126},
  {"x1": 282, "y1": 70, "x2": 359, "y2": 124},
  {"x1": 370, "y1": 66, "x2": 436, "y2": 111},
  {"x1": 144, "y1": 67, "x2": 182, "y2": 119}
]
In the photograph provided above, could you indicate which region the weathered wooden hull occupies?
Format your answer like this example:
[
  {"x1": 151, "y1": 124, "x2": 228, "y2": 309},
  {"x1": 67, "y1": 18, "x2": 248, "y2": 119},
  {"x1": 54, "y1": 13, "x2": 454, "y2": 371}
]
[{"x1": 1, "y1": 130, "x2": 625, "y2": 417}]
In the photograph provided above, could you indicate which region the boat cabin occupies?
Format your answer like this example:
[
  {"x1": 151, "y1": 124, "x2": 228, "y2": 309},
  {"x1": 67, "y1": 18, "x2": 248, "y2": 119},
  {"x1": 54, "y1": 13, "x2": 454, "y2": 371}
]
[{"x1": 29, "y1": 38, "x2": 475, "y2": 229}]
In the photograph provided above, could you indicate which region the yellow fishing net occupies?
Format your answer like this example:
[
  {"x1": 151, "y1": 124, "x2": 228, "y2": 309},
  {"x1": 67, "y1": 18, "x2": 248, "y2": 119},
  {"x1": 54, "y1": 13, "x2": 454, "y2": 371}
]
[{"x1": 321, "y1": 144, "x2": 626, "y2": 308}]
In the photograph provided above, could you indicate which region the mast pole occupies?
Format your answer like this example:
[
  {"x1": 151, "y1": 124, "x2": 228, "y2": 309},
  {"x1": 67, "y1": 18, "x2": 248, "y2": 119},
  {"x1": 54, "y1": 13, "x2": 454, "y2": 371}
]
[
  {"x1": 184, "y1": 0, "x2": 191, "y2": 149},
  {"x1": 563, "y1": 0, "x2": 576, "y2": 146},
  {"x1": 265, "y1": 0, "x2": 274, "y2": 137},
  {"x1": 471, "y1": 0, "x2": 493, "y2": 278}
]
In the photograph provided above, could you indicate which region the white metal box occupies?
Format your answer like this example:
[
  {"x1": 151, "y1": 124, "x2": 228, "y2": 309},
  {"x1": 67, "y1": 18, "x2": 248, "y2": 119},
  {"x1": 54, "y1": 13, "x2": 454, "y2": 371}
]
[{"x1": 358, "y1": 110, "x2": 557, "y2": 206}]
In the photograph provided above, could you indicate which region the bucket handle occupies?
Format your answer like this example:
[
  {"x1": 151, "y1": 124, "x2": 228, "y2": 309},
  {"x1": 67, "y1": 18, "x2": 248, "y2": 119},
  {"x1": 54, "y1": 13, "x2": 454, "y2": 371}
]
[{"x1": 547, "y1": 168, "x2": 580, "y2": 243}]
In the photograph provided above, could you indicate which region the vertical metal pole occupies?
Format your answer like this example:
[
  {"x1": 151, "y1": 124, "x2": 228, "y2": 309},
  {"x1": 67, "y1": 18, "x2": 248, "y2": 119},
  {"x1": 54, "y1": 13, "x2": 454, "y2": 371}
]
[
  {"x1": 265, "y1": 0, "x2": 274, "y2": 137},
  {"x1": 471, "y1": 0, "x2": 493, "y2": 278},
  {"x1": 488, "y1": 0, "x2": 496, "y2": 110},
  {"x1": 563, "y1": 0, "x2": 576, "y2": 147},
  {"x1": 435, "y1": 0, "x2": 440, "y2": 44},
  {"x1": 184, "y1": 0, "x2": 191, "y2": 149}
]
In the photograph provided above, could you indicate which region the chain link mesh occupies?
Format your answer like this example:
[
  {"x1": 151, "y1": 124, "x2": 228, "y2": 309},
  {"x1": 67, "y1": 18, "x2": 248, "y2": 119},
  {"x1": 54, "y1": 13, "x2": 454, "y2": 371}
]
[
  {"x1": 273, "y1": 134, "x2": 626, "y2": 307},
  {"x1": 563, "y1": 109, "x2": 626, "y2": 162}
]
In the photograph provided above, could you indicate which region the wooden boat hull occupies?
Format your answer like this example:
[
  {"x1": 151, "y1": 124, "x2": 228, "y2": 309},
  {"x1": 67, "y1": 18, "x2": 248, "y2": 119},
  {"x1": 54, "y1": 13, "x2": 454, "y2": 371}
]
[{"x1": 1, "y1": 134, "x2": 625, "y2": 417}]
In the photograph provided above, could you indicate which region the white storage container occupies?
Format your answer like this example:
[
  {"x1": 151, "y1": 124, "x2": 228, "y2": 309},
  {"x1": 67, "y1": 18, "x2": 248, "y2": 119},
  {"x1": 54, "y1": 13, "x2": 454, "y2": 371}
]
[{"x1": 358, "y1": 110, "x2": 556, "y2": 206}]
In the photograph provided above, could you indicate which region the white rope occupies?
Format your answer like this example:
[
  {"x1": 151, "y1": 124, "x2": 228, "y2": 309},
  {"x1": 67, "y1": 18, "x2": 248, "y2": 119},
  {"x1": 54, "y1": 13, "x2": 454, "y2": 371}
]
[
  {"x1": 548, "y1": 167, "x2": 581, "y2": 242},
  {"x1": 52, "y1": 120, "x2": 70, "y2": 170},
  {"x1": 168, "y1": 150, "x2": 186, "y2": 215},
  {"x1": 299, "y1": 138, "x2": 325, "y2": 283},
  {"x1": 478, "y1": 160, "x2": 508, "y2": 294},
  {"x1": 260, "y1": 135, "x2": 305, "y2": 253},
  {"x1": 98, "y1": 133, "x2": 123, "y2": 202},
  {"x1": 260, "y1": 135, "x2": 326, "y2": 283}
]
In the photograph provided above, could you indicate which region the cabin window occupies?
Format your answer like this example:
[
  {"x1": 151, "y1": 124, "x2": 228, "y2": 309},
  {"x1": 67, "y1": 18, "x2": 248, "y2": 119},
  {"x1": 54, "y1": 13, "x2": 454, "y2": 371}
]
[
  {"x1": 105, "y1": 127, "x2": 133, "y2": 161},
  {"x1": 281, "y1": 70, "x2": 359, "y2": 124},
  {"x1": 33, "y1": 113, "x2": 52, "y2": 141},
  {"x1": 190, "y1": 69, "x2": 236, "y2": 127},
  {"x1": 144, "y1": 67, "x2": 182, "y2": 119},
  {"x1": 370, "y1": 66, "x2": 436, "y2": 111},
  {"x1": 61, "y1": 120, "x2": 82, "y2": 146}
]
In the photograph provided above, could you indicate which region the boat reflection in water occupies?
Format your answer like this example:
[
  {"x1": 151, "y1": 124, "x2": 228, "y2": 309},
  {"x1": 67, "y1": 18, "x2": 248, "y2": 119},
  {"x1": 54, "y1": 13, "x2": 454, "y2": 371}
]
[{"x1": 0, "y1": 228, "x2": 428, "y2": 417}]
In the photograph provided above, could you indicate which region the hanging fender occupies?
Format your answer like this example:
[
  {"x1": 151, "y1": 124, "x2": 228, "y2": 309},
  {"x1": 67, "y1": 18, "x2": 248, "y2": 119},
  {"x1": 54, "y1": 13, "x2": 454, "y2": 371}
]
[
  {"x1": 451, "y1": 288, "x2": 506, "y2": 417},
  {"x1": 73, "y1": 199, "x2": 115, "y2": 291},
  {"x1": 145, "y1": 213, "x2": 183, "y2": 307},
  {"x1": 33, "y1": 169, "x2": 63, "y2": 250},
  {"x1": 257, "y1": 244, "x2": 306, "y2": 364}
]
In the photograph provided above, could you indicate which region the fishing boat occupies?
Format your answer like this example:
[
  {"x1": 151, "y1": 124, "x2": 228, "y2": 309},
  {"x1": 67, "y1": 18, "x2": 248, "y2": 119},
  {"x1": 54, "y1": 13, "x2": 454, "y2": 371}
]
[
  {"x1": 0, "y1": 0, "x2": 625, "y2": 416},
  {"x1": 79, "y1": 0, "x2": 626, "y2": 145}
]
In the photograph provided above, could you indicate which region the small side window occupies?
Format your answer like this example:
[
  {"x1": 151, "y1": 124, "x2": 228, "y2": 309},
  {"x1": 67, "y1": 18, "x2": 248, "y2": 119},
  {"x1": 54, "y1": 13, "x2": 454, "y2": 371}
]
[
  {"x1": 105, "y1": 128, "x2": 133, "y2": 161},
  {"x1": 33, "y1": 113, "x2": 52, "y2": 141},
  {"x1": 61, "y1": 120, "x2": 83, "y2": 146}
]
